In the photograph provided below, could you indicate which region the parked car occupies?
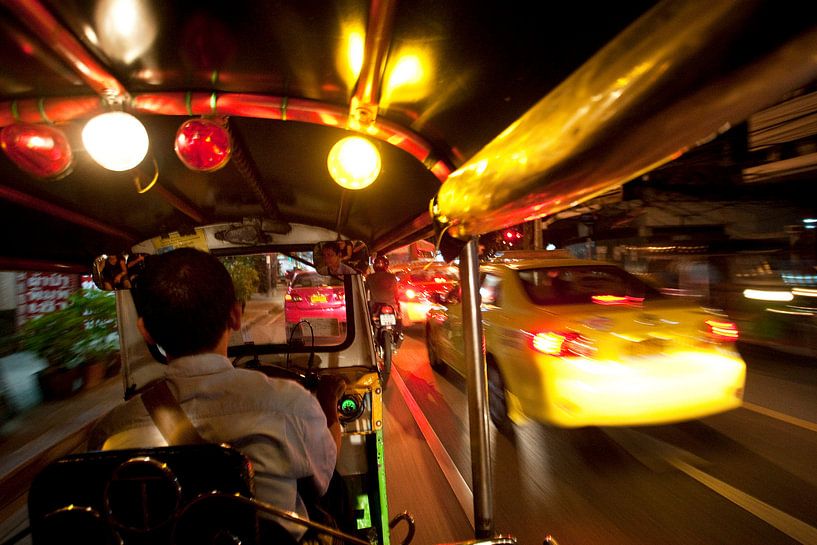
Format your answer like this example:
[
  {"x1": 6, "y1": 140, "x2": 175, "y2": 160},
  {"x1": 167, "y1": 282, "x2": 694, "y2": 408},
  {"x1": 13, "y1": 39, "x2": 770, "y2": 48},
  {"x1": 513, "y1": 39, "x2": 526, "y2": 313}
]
[
  {"x1": 395, "y1": 262, "x2": 459, "y2": 327},
  {"x1": 425, "y1": 255, "x2": 747, "y2": 431},
  {"x1": 284, "y1": 271, "x2": 347, "y2": 340}
]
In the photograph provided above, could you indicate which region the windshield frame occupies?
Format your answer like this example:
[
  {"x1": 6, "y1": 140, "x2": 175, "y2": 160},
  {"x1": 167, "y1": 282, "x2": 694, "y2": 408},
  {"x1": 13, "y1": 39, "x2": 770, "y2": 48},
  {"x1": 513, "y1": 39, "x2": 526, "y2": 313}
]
[{"x1": 210, "y1": 245, "x2": 359, "y2": 356}]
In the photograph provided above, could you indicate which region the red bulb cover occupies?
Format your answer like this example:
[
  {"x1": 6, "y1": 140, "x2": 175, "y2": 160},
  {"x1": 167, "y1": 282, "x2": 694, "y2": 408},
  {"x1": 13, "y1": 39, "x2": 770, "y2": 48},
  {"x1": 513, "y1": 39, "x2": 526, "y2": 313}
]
[
  {"x1": 174, "y1": 118, "x2": 231, "y2": 171},
  {"x1": 0, "y1": 123, "x2": 73, "y2": 179}
]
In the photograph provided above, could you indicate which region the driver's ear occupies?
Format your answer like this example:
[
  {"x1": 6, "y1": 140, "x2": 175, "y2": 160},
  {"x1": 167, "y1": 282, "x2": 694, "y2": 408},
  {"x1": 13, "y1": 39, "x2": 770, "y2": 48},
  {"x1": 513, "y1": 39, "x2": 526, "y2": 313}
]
[
  {"x1": 137, "y1": 317, "x2": 155, "y2": 344},
  {"x1": 228, "y1": 301, "x2": 242, "y2": 331}
]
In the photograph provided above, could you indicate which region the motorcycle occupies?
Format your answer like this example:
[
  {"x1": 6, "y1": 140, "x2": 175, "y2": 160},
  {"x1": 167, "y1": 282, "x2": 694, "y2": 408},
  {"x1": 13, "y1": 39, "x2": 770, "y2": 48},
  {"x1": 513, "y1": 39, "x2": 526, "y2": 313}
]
[{"x1": 370, "y1": 303, "x2": 402, "y2": 387}]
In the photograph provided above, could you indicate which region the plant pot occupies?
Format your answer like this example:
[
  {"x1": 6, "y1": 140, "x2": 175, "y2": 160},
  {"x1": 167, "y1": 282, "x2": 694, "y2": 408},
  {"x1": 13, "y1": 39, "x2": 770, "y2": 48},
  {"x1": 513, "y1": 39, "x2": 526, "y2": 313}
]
[
  {"x1": 37, "y1": 366, "x2": 83, "y2": 401},
  {"x1": 82, "y1": 359, "x2": 107, "y2": 389}
]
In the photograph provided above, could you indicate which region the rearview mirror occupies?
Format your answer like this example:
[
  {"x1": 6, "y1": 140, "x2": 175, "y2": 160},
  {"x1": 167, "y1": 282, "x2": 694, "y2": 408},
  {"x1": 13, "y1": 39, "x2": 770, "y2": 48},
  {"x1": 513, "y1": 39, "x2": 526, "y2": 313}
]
[
  {"x1": 92, "y1": 253, "x2": 147, "y2": 291},
  {"x1": 313, "y1": 241, "x2": 369, "y2": 275}
]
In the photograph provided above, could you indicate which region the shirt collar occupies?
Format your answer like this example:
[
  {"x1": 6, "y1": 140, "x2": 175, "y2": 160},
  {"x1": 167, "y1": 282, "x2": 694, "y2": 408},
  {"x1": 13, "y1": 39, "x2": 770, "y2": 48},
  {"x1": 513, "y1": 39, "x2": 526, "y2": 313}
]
[{"x1": 166, "y1": 353, "x2": 233, "y2": 377}]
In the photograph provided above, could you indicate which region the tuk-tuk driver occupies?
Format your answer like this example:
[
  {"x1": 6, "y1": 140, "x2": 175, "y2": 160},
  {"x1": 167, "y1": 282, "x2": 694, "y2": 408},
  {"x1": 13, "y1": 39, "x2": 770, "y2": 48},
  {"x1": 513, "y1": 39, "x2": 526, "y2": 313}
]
[{"x1": 88, "y1": 247, "x2": 347, "y2": 540}]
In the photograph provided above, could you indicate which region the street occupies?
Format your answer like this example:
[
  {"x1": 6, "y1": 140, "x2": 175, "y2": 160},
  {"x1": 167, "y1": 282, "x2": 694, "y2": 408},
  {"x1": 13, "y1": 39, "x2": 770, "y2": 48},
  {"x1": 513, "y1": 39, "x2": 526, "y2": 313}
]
[{"x1": 391, "y1": 325, "x2": 817, "y2": 545}]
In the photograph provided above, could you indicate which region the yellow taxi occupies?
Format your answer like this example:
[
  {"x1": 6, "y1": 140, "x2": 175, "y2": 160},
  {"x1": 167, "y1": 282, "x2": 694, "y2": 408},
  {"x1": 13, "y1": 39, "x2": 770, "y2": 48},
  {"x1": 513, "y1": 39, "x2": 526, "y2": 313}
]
[{"x1": 425, "y1": 251, "x2": 746, "y2": 430}]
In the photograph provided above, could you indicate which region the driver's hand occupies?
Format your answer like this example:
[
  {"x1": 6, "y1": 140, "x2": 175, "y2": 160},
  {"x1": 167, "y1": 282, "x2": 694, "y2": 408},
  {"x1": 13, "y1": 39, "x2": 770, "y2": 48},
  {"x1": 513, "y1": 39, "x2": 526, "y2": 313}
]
[{"x1": 316, "y1": 374, "x2": 348, "y2": 424}]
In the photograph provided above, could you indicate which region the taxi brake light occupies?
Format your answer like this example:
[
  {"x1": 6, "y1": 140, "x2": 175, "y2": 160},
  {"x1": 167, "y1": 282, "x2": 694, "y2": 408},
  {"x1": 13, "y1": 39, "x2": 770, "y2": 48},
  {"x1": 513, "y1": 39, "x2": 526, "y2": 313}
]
[
  {"x1": 591, "y1": 294, "x2": 644, "y2": 305},
  {"x1": 705, "y1": 319, "x2": 739, "y2": 341},
  {"x1": 531, "y1": 331, "x2": 594, "y2": 357}
]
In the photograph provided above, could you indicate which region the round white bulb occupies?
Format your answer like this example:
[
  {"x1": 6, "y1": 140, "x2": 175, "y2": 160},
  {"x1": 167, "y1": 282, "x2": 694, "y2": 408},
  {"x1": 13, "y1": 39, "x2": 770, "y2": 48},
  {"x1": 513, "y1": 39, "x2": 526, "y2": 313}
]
[
  {"x1": 82, "y1": 111, "x2": 149, "y2": 171},
  {"x1": 327, "y1": 136, "x2": 381, "y2": 190}
]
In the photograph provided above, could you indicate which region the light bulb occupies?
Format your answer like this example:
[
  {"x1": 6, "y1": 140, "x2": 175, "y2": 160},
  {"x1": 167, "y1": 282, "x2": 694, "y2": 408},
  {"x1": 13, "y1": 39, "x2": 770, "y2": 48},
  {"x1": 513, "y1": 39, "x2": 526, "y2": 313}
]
[
  {"x1": 327, "y1": 136, "x2": 381, "y2": 190},
  {"x1": 82, "y1": 111, "x2": 149, "y2": 171}
]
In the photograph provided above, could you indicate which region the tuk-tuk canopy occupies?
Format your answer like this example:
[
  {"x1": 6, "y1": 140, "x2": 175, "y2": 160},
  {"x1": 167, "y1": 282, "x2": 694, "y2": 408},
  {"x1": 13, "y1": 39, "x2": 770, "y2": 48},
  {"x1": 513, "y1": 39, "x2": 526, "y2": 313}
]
[{"x1": 1, "y1": 0, "x2": 816, "y2": 268}]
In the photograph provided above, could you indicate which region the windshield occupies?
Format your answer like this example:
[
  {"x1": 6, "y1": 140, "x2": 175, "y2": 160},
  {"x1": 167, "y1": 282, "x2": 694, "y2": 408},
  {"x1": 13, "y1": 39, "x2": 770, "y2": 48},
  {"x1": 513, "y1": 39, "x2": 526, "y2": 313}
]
[
  {"x1": 517, "y1": 265, "x2": 666, "y2": 306},
  {"x1": 219, "y1": 251, "x2": 351, "y2": 349}
]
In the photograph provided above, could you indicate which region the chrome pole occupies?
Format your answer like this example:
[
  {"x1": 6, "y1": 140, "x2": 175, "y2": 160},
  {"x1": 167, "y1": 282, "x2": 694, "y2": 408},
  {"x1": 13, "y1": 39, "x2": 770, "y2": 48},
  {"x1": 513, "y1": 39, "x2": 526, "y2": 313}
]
[{"x1": 459, "y1": 237, "x2": 493, "y2": 538}]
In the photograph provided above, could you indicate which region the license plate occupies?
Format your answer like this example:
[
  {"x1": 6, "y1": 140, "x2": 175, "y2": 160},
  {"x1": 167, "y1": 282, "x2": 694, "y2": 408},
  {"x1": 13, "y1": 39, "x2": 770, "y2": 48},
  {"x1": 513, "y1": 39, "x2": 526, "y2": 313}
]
[
  {"x1": 380, "y1": 313, "x2": 396, "y2": 326},
  {"x1": 630, "y1": 338, "x2": 666, "y2": 356},
  {"x1": 310, "y1": 294, "x2": 328, "y2": 303},
  {"x1": 307, "y1": 318, "x2": 339, "y2": 336}
]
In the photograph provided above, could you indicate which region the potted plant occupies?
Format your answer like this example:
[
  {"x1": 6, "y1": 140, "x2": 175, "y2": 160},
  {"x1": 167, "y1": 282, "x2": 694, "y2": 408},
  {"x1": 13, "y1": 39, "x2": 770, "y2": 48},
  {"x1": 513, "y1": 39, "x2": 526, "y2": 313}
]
[
  {"x1": 72, "y1": 288, "x2": 119, "y2": 388},
  {"x1": 17, "y1": 288, "x2": 119, "y2": 399}
]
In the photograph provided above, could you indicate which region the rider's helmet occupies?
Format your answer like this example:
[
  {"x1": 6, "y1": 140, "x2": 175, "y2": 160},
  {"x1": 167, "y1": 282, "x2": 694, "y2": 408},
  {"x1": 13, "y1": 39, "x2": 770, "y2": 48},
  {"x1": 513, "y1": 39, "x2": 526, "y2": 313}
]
[{"x1": 373, "y1": 255, "x2": 389, "y2": 272}]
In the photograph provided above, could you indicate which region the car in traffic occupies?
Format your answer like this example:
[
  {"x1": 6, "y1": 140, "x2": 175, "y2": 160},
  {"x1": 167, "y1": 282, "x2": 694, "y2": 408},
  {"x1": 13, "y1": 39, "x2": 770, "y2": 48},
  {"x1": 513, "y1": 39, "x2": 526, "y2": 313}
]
[
  {"x1": 284, "y1": 271, "x2": 347, "y2": 340},
  {"x1": 425, "y1": 252, "x2": 747, "y2": 431},
  {"x1": 395, "y1": 262, "x2": 459, "y2": 327}
]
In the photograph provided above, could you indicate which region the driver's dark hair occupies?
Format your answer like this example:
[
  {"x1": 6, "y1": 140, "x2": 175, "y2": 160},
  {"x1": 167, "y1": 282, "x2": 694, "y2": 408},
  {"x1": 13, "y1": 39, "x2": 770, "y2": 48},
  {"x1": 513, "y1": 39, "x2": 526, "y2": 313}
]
[{"x1": 132, "y1": 248, "x2": 236, "y2": 359}]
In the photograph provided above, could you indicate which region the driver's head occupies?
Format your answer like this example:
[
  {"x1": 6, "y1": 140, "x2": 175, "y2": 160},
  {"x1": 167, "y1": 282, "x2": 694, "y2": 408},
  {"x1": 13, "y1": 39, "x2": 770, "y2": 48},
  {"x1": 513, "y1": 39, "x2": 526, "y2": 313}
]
[{"x1": 133, "y1": 248, "x2": 237, "y2": 359}]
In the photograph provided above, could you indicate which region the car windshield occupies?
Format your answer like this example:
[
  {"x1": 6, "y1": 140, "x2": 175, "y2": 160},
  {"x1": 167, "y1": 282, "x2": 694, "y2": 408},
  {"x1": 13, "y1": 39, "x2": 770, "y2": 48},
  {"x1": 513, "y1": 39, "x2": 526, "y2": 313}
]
[
  {"x1": 517, "y1": 265, "x2": 666, "y2": 306},
  {"x1": 292, "y1": 273, "x2": 343, "y2": 288}
]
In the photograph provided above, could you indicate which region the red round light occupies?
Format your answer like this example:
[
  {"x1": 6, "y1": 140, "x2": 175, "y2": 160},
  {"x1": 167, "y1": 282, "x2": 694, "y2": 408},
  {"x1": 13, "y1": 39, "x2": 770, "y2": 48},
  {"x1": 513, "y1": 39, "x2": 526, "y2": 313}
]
[
  {"x1": 174, "y1": 118, "x2": 231, "y2": 172},
  {"x1": 0, "y1": 123, "x2": 73, "y2": 179}
]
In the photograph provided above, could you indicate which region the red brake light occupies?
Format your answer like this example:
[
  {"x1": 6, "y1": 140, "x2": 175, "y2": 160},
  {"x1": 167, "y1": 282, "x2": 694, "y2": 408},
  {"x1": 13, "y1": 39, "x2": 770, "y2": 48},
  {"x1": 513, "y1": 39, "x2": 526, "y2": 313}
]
[
  {"x1": 591, "y1": 294, "x2": 644, "y2": 305},
  {"x1": 531, "y1": 331, "x2": 595, "y2": 357},
  {"x1": 380, "y1": 305, "x2": 395, "y2": 314},
  {"x1": 705, "y1": 319, "x2": 739, "y2": 342},
  {"x1": 404, "y1": 289, "x2": 417, "y2": 300}
]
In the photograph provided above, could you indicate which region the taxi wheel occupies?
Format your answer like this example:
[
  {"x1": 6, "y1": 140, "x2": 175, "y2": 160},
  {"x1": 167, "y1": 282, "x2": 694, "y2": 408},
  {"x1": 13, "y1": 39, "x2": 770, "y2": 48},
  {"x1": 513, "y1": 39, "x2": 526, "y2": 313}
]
[
  {"x1": 425, "y1": 324, "x2": 446, "y2": 372},
  {"x1": 487, "y1": 360, "x2": 514, "y2": 436}
]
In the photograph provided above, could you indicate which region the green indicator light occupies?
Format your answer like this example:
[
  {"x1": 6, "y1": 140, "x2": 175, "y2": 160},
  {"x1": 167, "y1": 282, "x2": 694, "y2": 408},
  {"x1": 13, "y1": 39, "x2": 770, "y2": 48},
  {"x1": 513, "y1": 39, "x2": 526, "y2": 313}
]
[
  {"x1": 341, "y1": 398, "x2": 358, "y2": 413},
  {"x1": 355, "y1": 494, "x2": 371, "y2": 529}
]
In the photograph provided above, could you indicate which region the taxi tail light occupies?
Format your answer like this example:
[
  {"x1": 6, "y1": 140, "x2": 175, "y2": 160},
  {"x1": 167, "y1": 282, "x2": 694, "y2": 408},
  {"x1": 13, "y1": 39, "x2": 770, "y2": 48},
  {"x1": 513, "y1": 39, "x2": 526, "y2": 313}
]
[
  {"x1": 531, "y1": 331, "x2": 595, "y2": 357},
  {"x1": 705, "y1": 319, "x2": 739, "y2": 342},
  {"x1": 285, "y1": 293, "x2": 302, "y2": 302}
]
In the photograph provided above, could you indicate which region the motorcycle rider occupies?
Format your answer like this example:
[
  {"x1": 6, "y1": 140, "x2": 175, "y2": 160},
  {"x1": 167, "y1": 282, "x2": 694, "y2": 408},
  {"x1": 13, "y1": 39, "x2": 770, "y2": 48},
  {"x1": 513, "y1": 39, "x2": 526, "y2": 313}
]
[{"x1": 365, "y1": 255, "x2": 403, "y2": 345}]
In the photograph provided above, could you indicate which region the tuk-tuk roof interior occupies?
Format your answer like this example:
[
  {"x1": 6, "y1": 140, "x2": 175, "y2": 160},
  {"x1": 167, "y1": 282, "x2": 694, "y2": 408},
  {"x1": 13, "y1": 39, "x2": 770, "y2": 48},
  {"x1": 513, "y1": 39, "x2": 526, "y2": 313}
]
[{"x1": 2, "y1": 0, "x2": 816, "y2": 268}]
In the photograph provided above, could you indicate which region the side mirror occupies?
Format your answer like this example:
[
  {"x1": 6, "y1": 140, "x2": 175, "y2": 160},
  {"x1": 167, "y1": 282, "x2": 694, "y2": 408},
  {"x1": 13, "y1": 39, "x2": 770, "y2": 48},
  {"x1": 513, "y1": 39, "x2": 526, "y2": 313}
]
[
  {"x1": 92, "y1": 253, "x2": 147, "y2": 291},
  {"x1": 313, "y1": 241, "x2": 369, "y2": 275}
]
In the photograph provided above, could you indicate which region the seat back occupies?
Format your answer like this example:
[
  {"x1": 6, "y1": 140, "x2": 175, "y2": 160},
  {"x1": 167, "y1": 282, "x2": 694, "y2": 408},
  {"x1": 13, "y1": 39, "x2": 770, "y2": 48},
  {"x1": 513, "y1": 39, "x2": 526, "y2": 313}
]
[{"x1": 28, "y1": 444, "x2": 261, "y2": 545}]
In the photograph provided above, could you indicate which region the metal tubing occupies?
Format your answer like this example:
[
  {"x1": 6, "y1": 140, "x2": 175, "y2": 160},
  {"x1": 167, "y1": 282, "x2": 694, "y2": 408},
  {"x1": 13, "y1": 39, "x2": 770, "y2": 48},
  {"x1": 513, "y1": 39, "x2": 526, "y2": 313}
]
[
  {"x1": 435, "y1": 0, "x2": 817, "y2": 237},
  {"x1": 0, "y1": 185, "x2": 136, "y2": 241},
  {"x1": 459, "y1": 237, "x2": 493, "y2": 539},
  {"x1": 151, "y1": 184, "x2": 208, "y2": 225},
  {"x1": 3, "y1": 0, "x2": 128, "y2": 100},
  {"x1": 0, "y1": 93, "x2": 452, "y2": 182},
  {"x1": 0, "y1": 257, "x2": 87, "y2": 273},
  {"x1": 349, "y1": 0, "x2": 397, "y2": 129}
]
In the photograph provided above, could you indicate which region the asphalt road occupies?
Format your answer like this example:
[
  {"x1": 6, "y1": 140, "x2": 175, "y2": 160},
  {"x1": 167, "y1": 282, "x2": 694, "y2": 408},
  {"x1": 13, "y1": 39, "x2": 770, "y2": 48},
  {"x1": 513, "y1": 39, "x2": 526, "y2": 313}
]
[{"x1": 392, "y1": 326, "x2": 817, "y2": 545}]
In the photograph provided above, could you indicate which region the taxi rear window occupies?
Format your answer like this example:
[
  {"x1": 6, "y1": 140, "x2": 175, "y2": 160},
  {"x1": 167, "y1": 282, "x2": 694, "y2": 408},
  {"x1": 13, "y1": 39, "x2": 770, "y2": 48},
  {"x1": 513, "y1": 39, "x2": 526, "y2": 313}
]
[{"x1": 517, "y1": 266, "x2": 664, "y2": 306}]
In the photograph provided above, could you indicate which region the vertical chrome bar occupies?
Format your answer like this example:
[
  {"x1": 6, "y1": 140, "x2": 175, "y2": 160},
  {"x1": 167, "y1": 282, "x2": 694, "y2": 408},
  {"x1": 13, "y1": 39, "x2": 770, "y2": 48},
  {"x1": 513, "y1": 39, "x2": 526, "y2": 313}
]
[{"x1": 459, "y1": 237, "x2": 493, "y2": 538}]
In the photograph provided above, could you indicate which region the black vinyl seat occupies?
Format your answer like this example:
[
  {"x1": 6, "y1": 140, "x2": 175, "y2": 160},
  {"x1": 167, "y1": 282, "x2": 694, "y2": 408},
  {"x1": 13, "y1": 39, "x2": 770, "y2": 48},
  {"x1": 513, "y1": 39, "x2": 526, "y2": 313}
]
[{"x1": 28, "y1": 444, "x2": 293, "y2": 545}]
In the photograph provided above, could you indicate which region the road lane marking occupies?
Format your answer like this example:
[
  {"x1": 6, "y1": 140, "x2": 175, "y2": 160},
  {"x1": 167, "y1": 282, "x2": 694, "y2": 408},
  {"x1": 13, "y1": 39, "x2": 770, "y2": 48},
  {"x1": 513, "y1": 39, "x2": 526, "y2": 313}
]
[
  {"x1": 607, "y1": 428, "x2": 817, "y2": 545},
  {"x1": 670, "y1": 457, "x2": 817, "y2": 545},
  {"x1": 743, "y1": 402, "x2": 817, "y2": 433},
  {"x1": 391, "y1": 366, "x2": 475, "y2": 529}
]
